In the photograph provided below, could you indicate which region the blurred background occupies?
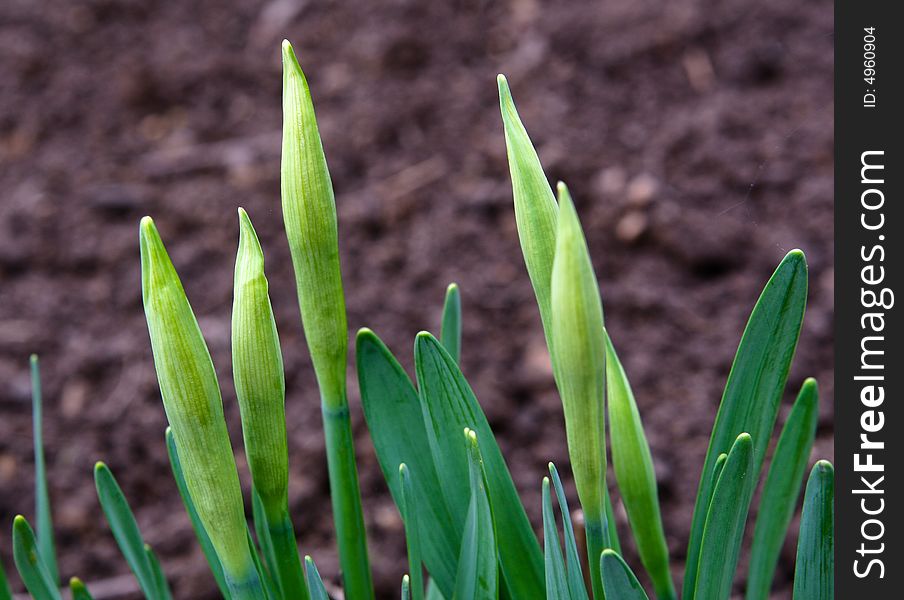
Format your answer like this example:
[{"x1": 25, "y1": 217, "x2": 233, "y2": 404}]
[{"x1": 0, "y1": 0, "x2": 832, "y2": 598}]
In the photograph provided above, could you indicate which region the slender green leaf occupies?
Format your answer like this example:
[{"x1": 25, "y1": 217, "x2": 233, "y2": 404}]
[
  {"x1": 600, "y1": 550, "x2": 650, "y2": 600},
  {"x1": 246, "y1": 530, "x2": 279, "y2": 600},
  {"x1": 251, "y1": 488, "x2": 280, "y2": 597},
  {"x1": 497, "y1": 74, "x2": 558, "y2": 347},
  {"x1": 793, "y1": 461, "x2": 833, "y2": 600},
  {"x1": 402, "y1": 574, "x2": 412, "y2": 600},
  {"x1": 747, "y1": 379, "x2": 819, "y2": 600},
  {"x1": 94, "y1": 462, "x2": 160, "y2": 599},
  {"x1": 543, "y1": 477, "x2": 570, "y2": 599},
  {"x1": 0, "y1": 556, "x2": 12, "y2": 600},
  {"x1": 166, "y1": 428, "x2": 231, "y2": 599},
  {"x1": 453, "y1": 430, "x2": 498, "y2": 600},
  {"x1": 415, "y1": 332, "x2": 544, "y2": 599},
  {"x1": 304, "y1": 557, "x2": 329, "y2": 600},
  {"x1": 684, "y1": 250, "x2": 808, "y2": 597},
  {"x1": 440, "y1": 283, "x2": 462, "y2": 364},
  {"x1": 30, "y1": 355, "x2": 59, "y2": 587},
  {"x1": 605, "y1": 333, "x2": 675, "y2": 600},
  {"x1": 69, "y1": 578, "x2": 95, "y2": 600},
  {"x1": 548, "y1": 464, "x2": 588, "y2": 600},
  {"x1": 356, "y1": 329, "x2": 460, "y2": 596},
  {"x1": 12, "y1": 515, "x2": 60, "y2": 600},
  {"x1": 146, "y1": 546, "x2": 174, "y2": 600},
  {"x1": 603, "y1": 489, "x2": 621, "y2": 556},
  {"x1": 694, "y1": 433, "x2": 757, "y2": 600},
  {"x1": 399, "y1": 464, "x2": 425, "y2": 600}
]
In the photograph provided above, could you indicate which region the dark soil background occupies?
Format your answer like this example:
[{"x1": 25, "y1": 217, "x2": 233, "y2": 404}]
[{"x1": 0, "y1": 0, "x2": 833, "y2": 598}]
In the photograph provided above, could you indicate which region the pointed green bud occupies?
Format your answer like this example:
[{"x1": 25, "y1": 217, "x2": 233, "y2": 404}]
[
  {"x1": 232, "y1": 208, "x2": 289, "y2": 512},
  {"x1": 139, "y1": 217, "x2": 256, "y2": 584},
  {"x1": 498, "y1": 74, "x2": 558, "y2": 345},
  {"x1": 281, "y1": 39, "x2": 348, "y2": 405},
  {"x1": 549, "y1": 183, "x2": 606, "y2": 522}
]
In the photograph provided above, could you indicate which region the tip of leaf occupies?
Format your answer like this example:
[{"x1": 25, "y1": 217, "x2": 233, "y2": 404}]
[
  {"x1": 29, "y1": 353, "x2": 38, "y2": 364},
  {"x1": 94, "y1": 461, "x2": 107, "y2": 472},
  {"x1": 13, "y1": 514, "x2": 27, "y2": 529},
  {"x1": 601, "y1": 548, "x2": 618, "y2": 558},
  {"x1": 399, "y1": 462, "x2": 408, "y2": 476},
  {"x1": 446, "y1": 282, "x2": 459, "y2": 293},
  {"x1": 304, "y1": 555, "x2": 314, "y2": 565},
  {"x1": 282, "y1": 39, "x2": 303, "y2": 75},
  {"x1": 497, "y1": 73, "x2": 510, "y2": 98},
  {"x1": 814, "y1": 459, "x2": 833, "y2": 472}
]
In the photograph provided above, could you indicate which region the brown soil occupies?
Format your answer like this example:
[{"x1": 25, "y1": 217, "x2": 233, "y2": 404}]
[{"x1": 0, "y1": 0, "x2": 832, "y2": 598}]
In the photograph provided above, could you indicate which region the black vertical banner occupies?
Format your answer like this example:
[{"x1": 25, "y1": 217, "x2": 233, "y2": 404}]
[{"x1": 836, "y1": 1, "x2": 901, "y2": 597}]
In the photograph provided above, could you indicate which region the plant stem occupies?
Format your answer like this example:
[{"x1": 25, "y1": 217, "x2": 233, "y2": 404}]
[
  {"x1": 586, "y1": 516, "x2": 606, "y2": 600},
  {"x1": 264, "y1": 503, "x2": 310, "y2": 600},
  {"x1": 322, "y1": 395, "x2": 374, "y2": 599},
  {"x1": 224, "y1": 568, "x2": 268, "y2": 600}
]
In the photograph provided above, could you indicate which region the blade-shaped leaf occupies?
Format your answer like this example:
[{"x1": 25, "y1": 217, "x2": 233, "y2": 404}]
[
  {"x1": 12, "y1": 515, "x2": 61, "y2": 600},
  {"x1": 146, "y1": 547, "x2": 174, "y2": 600},
  {"x1": 605, "y1": 333, "x2": 675, "y2": 600},
  {"x1": 600, "y1": 550, "x2": 650, "y2": 600},
  {"x1": 684, "y1": 250, "x2": 808, "y2": 597},
  {"x1": 399, "y1": 464, "x2": 425, "y2": 600},
  {"x1": 94, "y1": 462, "x2": 160, "y2": 599},
  {"x1": 747, "y1": 379, "x2": 819, "y2": 600},
  {"x1": 30, "y1": 356, "x2": 59, "y2": 587},
  {"x1": 304, "y1": 557, "x2": 330, "y2": 600},
  {"x1": 166, "y1": 428, "x2": 231, "y2": 599},
  {"x1": 402, "y1": 574, "x2": 412, "y2": 600},
  {"x1": 440, "y1": 283, "x2": 462, "y2": 364},
  {"x1": 542, "y1": 477, "x2": 570, "y2": 599},
  {"x1": 453, "y1": 430, "x2": 498, "y2": 600},
  {"x1": 426, "y1": 579, "x2": 447, "y2": 600},
  {"x1": 356, "y1": 329, "x2": 459, "y2": 595},
  {"x1": 694, "y1": 433, "x2": 756, "y2": 600},
  {"x1": 548, "y1": 464, "x2": 589, "y2": 600},
  {"x1": 69, "y1": 578, "x2": 95, "y2": 600},
  {"x1": 0, "y1": 557, "x2": 12, "y2": 600},
  {"x1": 251, "y1": 488, "x2": 280, "y2": 598},
  {"x1": 415, "y1": 332, "x2": 544, "y2": 599},
  {"x1": 793, "y1": 461, "x2": 833, "y2": 600}
]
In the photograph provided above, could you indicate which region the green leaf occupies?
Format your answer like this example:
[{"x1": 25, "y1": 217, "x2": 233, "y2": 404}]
[
  {"x1": 605, "y1": 333, "x2": 675, "y2": 600},
  {"x1": 69, "y1": 578, "x2": 95, "y2": 600},
  {"x1": 683, "y1": 250, "x2": 808, "y2": 597},
  {"x1": 793, "y1": 461, "x2": 833, "y2": 600},
  {"x1": 426, "y1": 579, "x2": 447, "y2": 600},
  {"x1": 548, "y1": 464, "x2": 588, "y2": 600},
  {"x1": 603, "y1": 489, "x2": 621, "y2": 556},
  {"x1": 747, "y1": 379, "x2": 819, "y2": 600},
  {"x1": 600, "y1": 550, "x2": 650, "y2": 600},
  {"x1": 0, "y1": 556, "x2": 13, "y2": 600},
  {"x1": 166, "y1": 428, "x2": 232, "y2": 599},
  {"x1": 694, "y1": 433, "x2": 757, "y2": 600},
  {"x1": 251, "y1": 488, "x2": 280, "y2": 596},
  {"x1": 542, "y1": 477, "x2": 570, "y2": 599},
  {"x1": 497, "y1": 75, "x2": 558, "y2": 347},
  {"x1": 12, "y1": 515, "x2": 60, "y2": 600},
  {"x1": 402, "y1": 574, "x2": 412, "y2": 600},
  {"x1": 94, "y1": 462, "x2": 162, "y2": 599},
  {"x1": 30, "y1": 355, "x2": 59, "y2": 587},
  {"x1": 356, "y1": 329, "x2": 459, "y2": 596},
  {"x1": 304, "y1": 557, "x2": 329, "y2": 600},
  {"x1": 399, "y1": 464, "x2": 425, "y2": 600},
  {"x1": 453, "y1": 430, "x2": 498, "y2": 600},
  {"x1": 414, "y1": 332, "x2": 544, "y2": 599},
  {"x1": 440, "y1": 283, "x2": 462, "y2": 364},
  {"x1": 146, "y1": 547, "x2": 174, "y2": 600}
]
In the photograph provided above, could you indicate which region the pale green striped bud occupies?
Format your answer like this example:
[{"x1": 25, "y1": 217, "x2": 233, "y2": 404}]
[
  {"x1": 139, "y1": 217, "x2": 255, "y2": 583},
  {"x1": 549, "y1": 183, "x2": 606, "y2": 522},
  {"x1": 497, "y1": 74, "x2": 558, "y2": 345},
  {"x1": 280, "y1": 39, "x2": 348, "y2": 405},
  {"x1": 232, "y1": 208, "x2": 288, "y2": 512}
]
